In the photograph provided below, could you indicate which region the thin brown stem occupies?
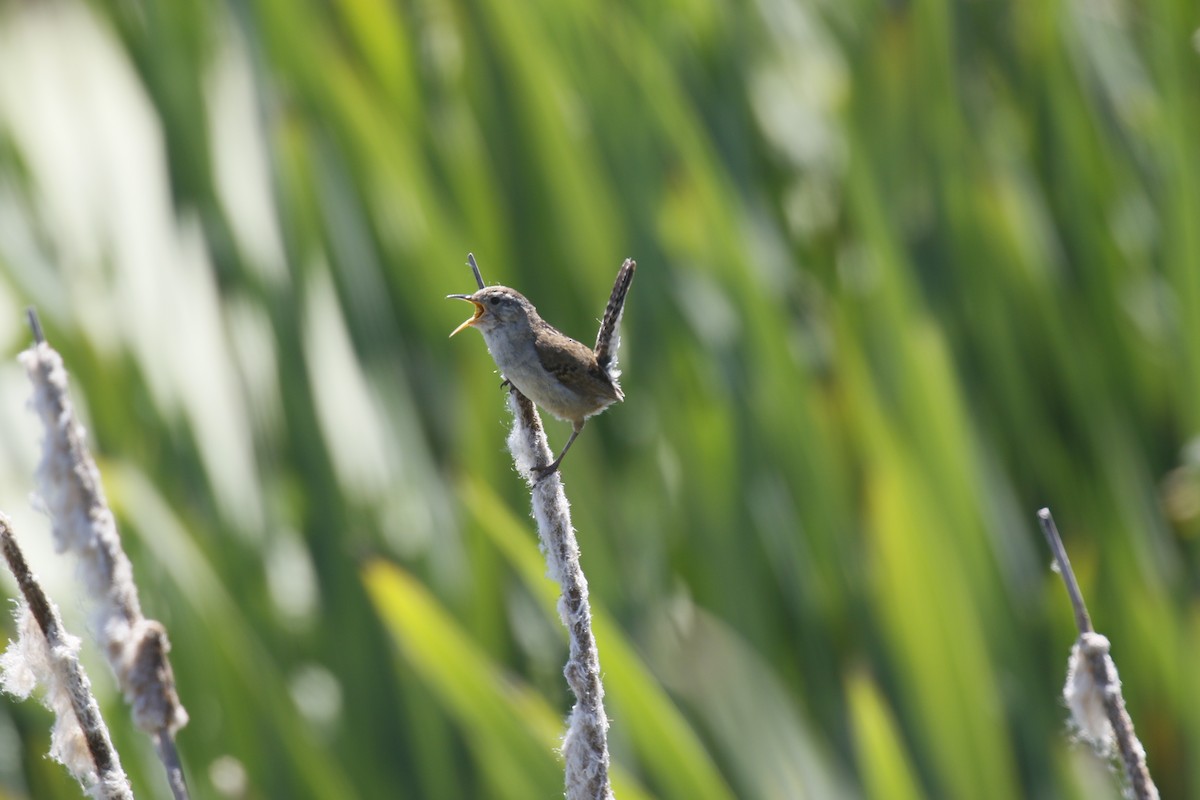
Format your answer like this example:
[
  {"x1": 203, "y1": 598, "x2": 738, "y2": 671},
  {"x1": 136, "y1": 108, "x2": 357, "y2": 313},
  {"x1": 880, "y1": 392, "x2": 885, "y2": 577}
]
[
  {"x1": 1040, "y1": 508, "x2": 1158, "y2": 800},
  {"x1": 507, "y1": 389, "x2": 612, "y2": 800},
  {"x1": 1077, "y1": 636, "x2": 1158, "y2": 800},
  {"x1": 21, "y1": 335, "x2": 190, "y2": 799},
  {"x1": 1037, "y1": 508, "x2": 1092, "y2": 634},
  {"x1": 156, "y1": 733, "x2": 189, "y2": 800}
]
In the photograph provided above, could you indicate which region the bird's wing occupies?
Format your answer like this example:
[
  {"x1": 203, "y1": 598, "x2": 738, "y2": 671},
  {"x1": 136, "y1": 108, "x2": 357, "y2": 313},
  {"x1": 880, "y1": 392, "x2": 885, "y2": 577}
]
[{"x1": 534, "y1": 332, "x2": 623, "y2": 404}]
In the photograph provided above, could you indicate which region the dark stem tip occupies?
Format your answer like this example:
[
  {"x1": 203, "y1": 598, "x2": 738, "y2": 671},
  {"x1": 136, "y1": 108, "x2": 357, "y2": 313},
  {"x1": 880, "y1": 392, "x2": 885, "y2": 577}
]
[
  {"x1": 26, "y1": 307, "x2": 45, "y2": 344},
  {"x1": 467, "y1": 253, "x2": 486, "y2": 290}
]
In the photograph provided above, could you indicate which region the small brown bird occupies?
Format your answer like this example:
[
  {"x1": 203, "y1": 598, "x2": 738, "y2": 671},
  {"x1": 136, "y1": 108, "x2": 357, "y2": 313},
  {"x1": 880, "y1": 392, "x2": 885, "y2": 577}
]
[{"x1": 449, "y1": 257, "x2": 636, "y2": 476}]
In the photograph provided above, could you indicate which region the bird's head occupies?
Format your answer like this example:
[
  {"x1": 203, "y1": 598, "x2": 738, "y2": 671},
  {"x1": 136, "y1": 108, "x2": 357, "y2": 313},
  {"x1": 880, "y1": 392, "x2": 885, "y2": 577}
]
[{"x1": 447, "y1": 286, "x2": 535, "y2": 337}]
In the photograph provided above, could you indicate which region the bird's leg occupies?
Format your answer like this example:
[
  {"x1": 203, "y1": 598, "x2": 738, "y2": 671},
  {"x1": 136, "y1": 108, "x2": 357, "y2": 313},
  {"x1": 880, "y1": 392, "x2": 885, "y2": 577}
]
[{"x1": 532, "y1": 421, "x2": 584, "y2": 480}]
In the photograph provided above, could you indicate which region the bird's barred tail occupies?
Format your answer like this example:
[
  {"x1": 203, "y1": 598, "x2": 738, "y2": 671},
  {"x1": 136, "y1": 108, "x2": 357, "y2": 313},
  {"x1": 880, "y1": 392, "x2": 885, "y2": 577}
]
[{"x1": 594, "y1": 258, "x2": 635, "y2": 374}]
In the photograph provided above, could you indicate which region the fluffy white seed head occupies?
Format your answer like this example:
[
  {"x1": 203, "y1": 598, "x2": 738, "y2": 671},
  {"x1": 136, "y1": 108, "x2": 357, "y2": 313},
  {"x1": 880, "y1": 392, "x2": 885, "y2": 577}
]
[
  {"x1": 1064, "y1": 632, "x2": 1115, "y2": 754},
  {"x1": 0, "y1": 602, "x2": 131, "y2": 796}
]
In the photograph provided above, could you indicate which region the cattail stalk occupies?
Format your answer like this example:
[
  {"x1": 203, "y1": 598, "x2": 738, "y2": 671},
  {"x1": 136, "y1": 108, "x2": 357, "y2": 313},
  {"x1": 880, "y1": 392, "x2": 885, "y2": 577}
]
[
  {"x1": 19, "y1": 312, "x2": 189, "y2": 800},
  {"x1": 506, "y1": 388, "x2": 613, "y2": 800},
  {"x1": 0, "y1": 514, "x2": 134, "y2": 800},
  {"x1": 1038, "y1": 508, "x2": 1158, "y2": 800}
]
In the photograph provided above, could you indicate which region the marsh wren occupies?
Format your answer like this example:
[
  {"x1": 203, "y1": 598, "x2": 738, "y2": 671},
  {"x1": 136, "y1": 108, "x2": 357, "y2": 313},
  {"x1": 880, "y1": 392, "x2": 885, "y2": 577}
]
[{"x1": 449, "y1": 255, "x2": 636, "y2": 477}]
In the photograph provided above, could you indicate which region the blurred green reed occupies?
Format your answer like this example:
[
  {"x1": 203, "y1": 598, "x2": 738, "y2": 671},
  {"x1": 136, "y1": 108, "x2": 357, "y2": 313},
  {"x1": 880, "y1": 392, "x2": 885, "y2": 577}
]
[{"x1": 0, "y1": 0, "x2": 1196, "y2": 797}]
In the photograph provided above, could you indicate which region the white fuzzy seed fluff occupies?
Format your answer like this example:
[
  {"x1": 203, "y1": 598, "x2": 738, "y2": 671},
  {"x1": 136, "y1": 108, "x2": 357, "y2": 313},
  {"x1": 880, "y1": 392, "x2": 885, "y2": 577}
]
[
  {"x1": 1064, "y1": 632, "x2": 1115, "y2": 755},
  {"x1": 0, "y1": 603, "x2": 110, "y2": 792},
  {"x1": 0, "y1": 604, "x2": 40, "y2": 699},
  {"x1": 20, "y1": 341, "x2": 188, "y2": 738},
  {"x1": 563, "y1": 704, "x2": 613, "y2": 800},
  {"x1": 505, "y1": 393, "x2": 541, "y2": 476},
  {"x1": 504, "y1": 390, "x2": 612, "y2": 799}
]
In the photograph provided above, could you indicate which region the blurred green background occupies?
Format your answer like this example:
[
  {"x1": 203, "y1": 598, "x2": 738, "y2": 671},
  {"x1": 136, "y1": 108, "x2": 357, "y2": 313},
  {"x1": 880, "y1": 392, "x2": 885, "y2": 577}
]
[{"x1": 0, "y1": 0, "x2": 1196, "y2": 797}]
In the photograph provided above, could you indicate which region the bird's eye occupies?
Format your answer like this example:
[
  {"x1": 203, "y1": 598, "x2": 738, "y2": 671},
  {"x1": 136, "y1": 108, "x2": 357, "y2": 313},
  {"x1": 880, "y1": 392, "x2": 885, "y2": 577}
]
[{"x1": 490, "y1": 297, "x2": 500, "y2": 306}]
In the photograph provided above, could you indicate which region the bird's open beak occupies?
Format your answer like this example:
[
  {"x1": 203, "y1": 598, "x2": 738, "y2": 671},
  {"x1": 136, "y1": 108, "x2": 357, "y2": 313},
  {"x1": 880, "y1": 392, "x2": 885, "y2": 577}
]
[{"x1": 447, "y1": 295, "x2": 485, "y2": 337}]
